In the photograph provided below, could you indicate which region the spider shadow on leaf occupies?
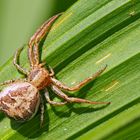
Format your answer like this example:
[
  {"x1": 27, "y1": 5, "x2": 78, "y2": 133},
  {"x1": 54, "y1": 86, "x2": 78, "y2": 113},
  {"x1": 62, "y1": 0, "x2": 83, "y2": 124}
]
[{"x1": 0, "y1": 112, "x2": 5, "y2": 122}]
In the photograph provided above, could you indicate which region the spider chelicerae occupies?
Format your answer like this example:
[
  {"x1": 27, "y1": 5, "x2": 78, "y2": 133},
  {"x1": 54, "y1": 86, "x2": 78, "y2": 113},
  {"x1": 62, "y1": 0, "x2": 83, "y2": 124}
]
[{"x1": 0, "y1": 13, "x2": 110, "y2": 126}]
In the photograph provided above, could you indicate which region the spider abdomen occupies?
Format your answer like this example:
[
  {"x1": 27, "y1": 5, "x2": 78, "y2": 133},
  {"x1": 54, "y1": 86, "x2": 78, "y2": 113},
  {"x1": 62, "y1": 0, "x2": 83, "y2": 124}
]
[{"x1": 0, "y1": 82, "x2": 40, "y2": 122}]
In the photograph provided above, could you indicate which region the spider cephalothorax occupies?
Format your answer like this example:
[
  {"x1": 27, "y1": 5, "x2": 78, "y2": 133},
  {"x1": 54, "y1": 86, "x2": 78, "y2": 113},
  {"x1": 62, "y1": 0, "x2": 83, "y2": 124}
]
[
  {"x1": 28, "y1": 67, "x2": 52, "y2": 90},
  {"x1": 0, "y1": 13, "x2": 110, "y2": 126}
]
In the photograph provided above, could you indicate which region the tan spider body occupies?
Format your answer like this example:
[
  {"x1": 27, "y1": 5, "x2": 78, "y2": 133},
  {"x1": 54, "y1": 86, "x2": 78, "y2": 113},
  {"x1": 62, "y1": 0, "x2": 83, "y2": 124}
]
[{"x1": 0, "y1": 14, "x2": 110, "y2": 125}]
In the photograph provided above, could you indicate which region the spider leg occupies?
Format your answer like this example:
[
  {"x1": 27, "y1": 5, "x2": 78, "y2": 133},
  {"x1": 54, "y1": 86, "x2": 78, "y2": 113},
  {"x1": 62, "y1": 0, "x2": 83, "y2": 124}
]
[
  {"x1": 28, "y1": 13, "x2": 62, "y2": 67},
  {"x1": 28, "y1": 44, "x2": 35, "y2": 67},
  {"x1": 48, "y1": 66, "x2": 55, "y2": 77},
  {"x1": 51, "y1": 65, "x2": 107, "y2": 91},
  {"x1": 40, "y1": 95, "x2": 44, "y2": 127},
  {"x1": 0, "y1": 80, "x2": 17, "y2": 86},
  {"x1": 51, "y1": 85, "x2": 110, "y2": 104},
  {"x1": 0, "y1": 79, "x2": 27, "y2": 86},
  {"x1": 13, "y1": 47, "x2": 29, "y2": 75},
  {"x1": 44, "y1": 88, "x2": 67, "y2": 106}
]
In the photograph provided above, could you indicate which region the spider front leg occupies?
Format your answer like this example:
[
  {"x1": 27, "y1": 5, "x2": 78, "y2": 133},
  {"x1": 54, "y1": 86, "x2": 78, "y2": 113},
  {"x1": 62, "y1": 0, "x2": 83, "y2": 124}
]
[
  {"x1": 51, "y1": 85, "x2": 110, "y2": 105},
  {"x1": 51, "y1": 65, "x2": 107, "y2": 91},
  {"x1": 13, "y1": 47, "x2": 29, "y2": 75},
  {"x1": 44, "y1": 88, "x2": 67, "y2": 106},
  {"x1": 28, "y1": 13, "x2": 62, "y2": 67}
]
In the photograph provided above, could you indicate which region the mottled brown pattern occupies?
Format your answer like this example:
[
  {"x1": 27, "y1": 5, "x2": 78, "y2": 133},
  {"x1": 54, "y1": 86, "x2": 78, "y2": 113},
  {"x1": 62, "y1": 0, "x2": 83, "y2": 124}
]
[
  {"x1": 0, "y1": 82, "x2": 40, "y2": 121},
  {"x1": 29, "y1": 92, "x2": 39, "y2": 113},
  {"x1": 0, "y1": 101, "x2": 9, "y2": 110},
  {"x1": 1, "y1": 95, "x2": 15, "y2": 104}
]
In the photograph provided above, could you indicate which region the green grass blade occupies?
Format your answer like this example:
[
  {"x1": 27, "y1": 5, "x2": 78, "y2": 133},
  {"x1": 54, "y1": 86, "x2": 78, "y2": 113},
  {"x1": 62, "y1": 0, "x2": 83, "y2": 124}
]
[{"x1": 0, "y1": 0, "x2": 140, "y2": 139}]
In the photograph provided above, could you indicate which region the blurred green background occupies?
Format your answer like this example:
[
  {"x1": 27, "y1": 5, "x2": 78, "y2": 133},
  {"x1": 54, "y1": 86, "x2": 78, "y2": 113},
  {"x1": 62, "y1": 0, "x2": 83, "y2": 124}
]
[{"x1": 0, "y1": 0, "x2": 76, "y2": 66}]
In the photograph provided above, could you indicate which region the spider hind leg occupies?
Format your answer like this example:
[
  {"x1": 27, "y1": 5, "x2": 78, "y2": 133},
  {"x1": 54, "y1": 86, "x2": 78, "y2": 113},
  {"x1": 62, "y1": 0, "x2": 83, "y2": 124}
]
[{"x1": 51, "y1": 85, "x2": 110, "y2": 105}]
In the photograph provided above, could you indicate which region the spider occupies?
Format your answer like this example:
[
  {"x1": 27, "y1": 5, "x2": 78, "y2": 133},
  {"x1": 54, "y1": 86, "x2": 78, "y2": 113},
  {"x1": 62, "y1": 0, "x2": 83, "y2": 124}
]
[{"x1": 0, "y1": 13, "x2": 110, "y2": 126}]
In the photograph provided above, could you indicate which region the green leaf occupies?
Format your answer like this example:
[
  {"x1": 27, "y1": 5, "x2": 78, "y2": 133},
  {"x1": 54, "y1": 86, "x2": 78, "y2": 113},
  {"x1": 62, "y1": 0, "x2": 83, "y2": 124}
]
[{"x1": 0, "y1": 0, "x2": 140, "y2": 139}]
